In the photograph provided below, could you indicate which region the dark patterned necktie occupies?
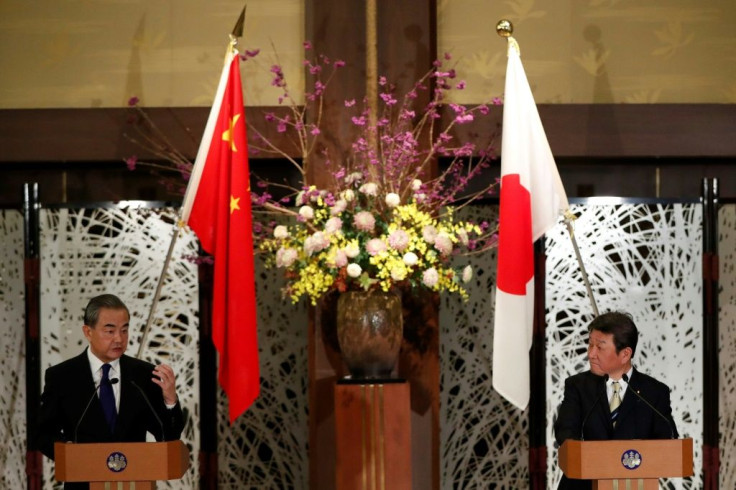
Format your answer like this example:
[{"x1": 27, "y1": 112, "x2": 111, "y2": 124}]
[
  {"x1": 100, "y1": 363, "x2": 117, "y2": 432},
  {"x1": 610, "y1": 381, "x2": 621, "y2": 427}
]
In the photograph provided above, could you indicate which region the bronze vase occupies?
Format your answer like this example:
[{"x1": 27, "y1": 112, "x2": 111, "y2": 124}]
[{"x1": 336, "y1": 290, "x2": 403, "y2": 379}]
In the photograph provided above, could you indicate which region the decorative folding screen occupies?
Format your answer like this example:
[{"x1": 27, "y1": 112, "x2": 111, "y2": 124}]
[
  {"x1": 3, "y1": 199, "x2": 733, "y2": 489},
  {"x1": 544, "y1": 202, "x2": 703, "y2": 490},
  {"x1": 0, "y1": 209, "x2": 26, "y2": 489},
  {"x1": 720, "y1": 203, "x2": 736, "y2": 490},
  {"x1": 440, "y1": 205, "x2": 531, "y2": 488},
  {"x1": 216, "y1": 260, "x2": 309, "y2": 489}
]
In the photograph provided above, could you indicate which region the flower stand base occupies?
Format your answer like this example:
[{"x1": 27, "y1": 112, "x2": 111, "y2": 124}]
[{"x1": 334, "y1": 380, "x2": 412, "y2": 489}]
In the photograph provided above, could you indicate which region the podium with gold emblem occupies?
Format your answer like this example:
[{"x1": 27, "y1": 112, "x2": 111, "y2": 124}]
[
  {"x1": 559, "y1": 439, "x2": 693, "y2": 489},
  {"x1": 54, "y1": 440, "x2": 189, "y2": 490}
]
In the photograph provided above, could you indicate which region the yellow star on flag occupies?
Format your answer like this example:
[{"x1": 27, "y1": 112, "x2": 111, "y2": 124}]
[
  {"x1": 222, "y1": 113, "x2": 241, "y2": 152},
  {"x1": 230, "y1": 195, "x2": 241, "y2": 214}
]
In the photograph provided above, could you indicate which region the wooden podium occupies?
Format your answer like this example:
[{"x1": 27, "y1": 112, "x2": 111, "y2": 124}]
[
  {"x1": 54, "y1": 440, "x2": 189, "y2": 490},
  {"x1": 559, "y1": 439, "x2": 693, "y2": 490}
]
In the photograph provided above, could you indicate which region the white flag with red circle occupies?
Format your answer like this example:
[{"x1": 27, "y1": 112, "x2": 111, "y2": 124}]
[{"x1": 492, "y1": 43, "x2": 569, "y2": 410}]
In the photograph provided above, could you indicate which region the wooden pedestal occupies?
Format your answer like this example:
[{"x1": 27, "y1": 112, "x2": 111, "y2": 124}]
[{"x1": 334, "y1": 380, "x2": 411, "y2": 490}]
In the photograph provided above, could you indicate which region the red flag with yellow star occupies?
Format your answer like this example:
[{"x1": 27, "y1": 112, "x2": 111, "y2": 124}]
[{"x1": 181, "y1": 50, "x2": 259, "y2": 422}]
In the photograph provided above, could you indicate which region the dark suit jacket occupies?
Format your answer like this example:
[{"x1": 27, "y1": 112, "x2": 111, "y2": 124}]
[
  {"x1": 36, "y1": 350, "x2": 185, "y2": 489},
  {"x1": 553, "y1": 369, "x2": 678, "y2": 490}
]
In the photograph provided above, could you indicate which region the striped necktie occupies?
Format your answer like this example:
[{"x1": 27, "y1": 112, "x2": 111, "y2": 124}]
[{"x1": 610, "y1": 380, "x2": 621, "y2": 427}]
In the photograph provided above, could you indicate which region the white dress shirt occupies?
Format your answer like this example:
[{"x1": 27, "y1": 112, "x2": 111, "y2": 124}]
[
  {"x1": 87, "y1": 348, "x2": 121, "y2": 411},
  {"x1": 606, "y1": 366, "x2": 634, "y2": 406}
]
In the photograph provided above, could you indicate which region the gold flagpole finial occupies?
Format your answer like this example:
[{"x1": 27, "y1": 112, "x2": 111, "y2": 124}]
[
  {"x1": 227, "y1": 4, "x2": 246, "y2": 56},
  {"x1": 231, "y1": 4, "x2": 247, "y2": 39},
  {"x1": 496, "y1": 19, "x2": 513, "y2": 38},
  {"x1": 496, "y1": 19, "x2": 520, "y2": 56}
]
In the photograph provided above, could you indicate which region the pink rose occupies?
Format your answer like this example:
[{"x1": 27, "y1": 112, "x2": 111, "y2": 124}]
[
  {"x1": 366, "y1": 238, "x2": 387, "y2": 256},
  {"x1": 353, "y1": 211, "x2": 376, "y2": 232},
  {"x1": 434, "y1": 232, "x2": 453, "y2": 256},
  {"x1": 325, "y1": 217, "x2": 343, "y2": 234},
  {"x1": 388, "y1": 229, "x2": 410, "y2": 251}
]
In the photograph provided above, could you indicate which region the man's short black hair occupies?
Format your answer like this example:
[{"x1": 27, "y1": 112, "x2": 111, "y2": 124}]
[
  {"x1": 84, "y1": 294, "x2": 129, "y2": 327},
  {"x1": 588, "y1": 311, "x2": 639, "y2": 357}
]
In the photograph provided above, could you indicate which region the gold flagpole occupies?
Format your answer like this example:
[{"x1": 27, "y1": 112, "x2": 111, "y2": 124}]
[{"x1": 137, "y1": 6, "x2": 247, "y2": 357}]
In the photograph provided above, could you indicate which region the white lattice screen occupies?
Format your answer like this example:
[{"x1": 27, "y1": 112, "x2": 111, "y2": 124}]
[
  {"x1": 545, "y1": 202, "x2": 703, "y2": 490},
  {"x1": 440, "y1": 204, "x2": 531, "y2": 488},
  {"x1": 0, "y1": 209, "x2": 26, "y2": 489},
  {"x1": 216, "y1": 260, "x2": 309, "y2": 489},
  {"x1": 719, "y1": 203, "x2": 736, "y2": 489},
  {"x1": 2, "y1": 200, "x2": 734, "y2": 488}
]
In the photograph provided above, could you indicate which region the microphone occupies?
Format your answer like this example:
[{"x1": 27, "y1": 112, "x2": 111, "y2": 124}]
[
  {"x1": 580, "y1": 374, "x2": 608, "y2": 440},
  {"x1": 74, "y1": 377, "x2": 119, "y2": 442},
  {"x1": 622, "y1": 373, "x2": 677, "y2": 439},
  {"x1": 129, "y1": 380, "x2": 166, "y2": 442}
]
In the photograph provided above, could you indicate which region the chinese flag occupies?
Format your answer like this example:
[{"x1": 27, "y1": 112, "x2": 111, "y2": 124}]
[
  {"x1": 181, "y1": 51, "x2": 259, "y2": 422},
  {"x1": 492, "y1": 42, "x2": 568, "y2": 410}
]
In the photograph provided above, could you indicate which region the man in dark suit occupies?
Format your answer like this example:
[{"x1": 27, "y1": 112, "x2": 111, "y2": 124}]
[
  {"x1": 36, "y1": 294, "x2": 185, "y2": 489},
  {"x1": 554, "y1": 312, "x2": 678, "y2": 490}
]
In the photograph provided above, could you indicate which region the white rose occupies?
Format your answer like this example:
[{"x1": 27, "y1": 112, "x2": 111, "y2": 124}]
[
  {"x1": 276, "y1": 247, "x2": 298, "y2": 267},
  {"x1": 345, "y1": 172, "x2": 363, "y2": 185},
  {"x1": 273, "y1": 225, "x2": 289, "y2": 239},
  {"x1": 412, "y1": 179, "x2": 422, "y2": 191},
  {"x1": 359, "y1": 182, "x2": 378, "y2": 196},
  {"x1": 344, "y1": 242, "x2": 360, "y2": 258},
  {"x1": 343, "y1": 189, "x2": 355, "y2": 202},
  {"x1": 422, "y1": 225, "x2": 438, "y2": 244},
  {"x1": 299, "y1": 205, "x2": 314, "y2": 220},
  {"x1": 346, "y1": 263, "x2": 362, "y2": 278},
  {"x1": 402, "y1": 252, "x2": 418, "y2": 266},
  {"x1": 422, "y1": 267, "x2": 439, "y2": 287},
  {"x1": 385, "y1": 192, "x2": 401, "y2": 208},
  {"x1": 462, "y1": 265, "x2": 473, "y2": 283}
]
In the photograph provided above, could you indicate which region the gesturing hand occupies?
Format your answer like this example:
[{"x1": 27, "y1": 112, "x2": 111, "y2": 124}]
[{"x1": 152, "y1": 364, "x2": 178, "y2": 406}]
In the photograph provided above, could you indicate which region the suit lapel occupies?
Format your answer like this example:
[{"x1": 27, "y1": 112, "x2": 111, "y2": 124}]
[
  {"x1": 589, "y1": 374, "x2": 611, "y2": 433},
  {"x1": 115, "y1": 356, "x2": 133, "y2": 438},
  {"x1": 614, "y1": 370, "x2": 640, "y2": 429}
]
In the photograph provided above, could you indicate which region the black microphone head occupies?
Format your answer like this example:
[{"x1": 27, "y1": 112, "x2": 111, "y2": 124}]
[
  {"x1": 622, "y1": 373, "x2": 629, "y2": 383},
  {"x1": 110, "y1": 378, "x2": 119, "y2": 385}
]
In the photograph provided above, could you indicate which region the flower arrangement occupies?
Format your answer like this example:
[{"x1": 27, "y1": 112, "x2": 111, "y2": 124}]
[
  {"x1": 248, "y1": 43, "x2": 501, "y2": 305},
  {"x1": 124, "y1": 43, "x2": 500, "y2": 305}
]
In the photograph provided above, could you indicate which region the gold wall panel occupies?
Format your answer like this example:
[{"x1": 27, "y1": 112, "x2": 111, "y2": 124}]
[
  {"x1": 0, "y1": 0, "x2": 303, "y2": 108},
  {"x1": 438, "y1": 0, "x2": 736, "y2": 104},
  {"x1": 1, "y1": 0, "x2": 734, "y2": 108}
]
